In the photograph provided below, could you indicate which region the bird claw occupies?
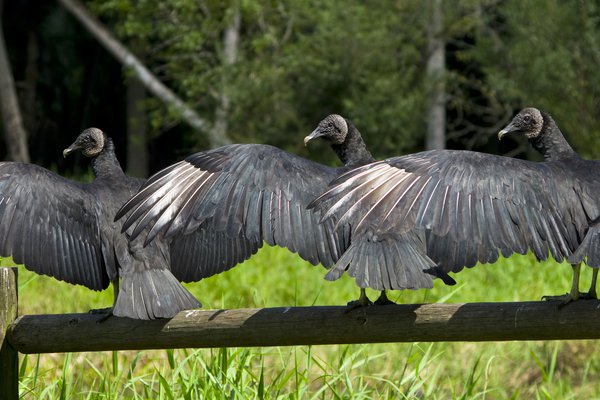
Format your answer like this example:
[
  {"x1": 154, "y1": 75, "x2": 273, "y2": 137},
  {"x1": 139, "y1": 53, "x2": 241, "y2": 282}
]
[
  {"x1": 344, "y1": 288, "x2": 375, "y2": 313},
  {"x1": 542, "y1": 293, "x2": 577, "y2": 308},
  {"x1": 542, "y1": 289, "x2": 598, "y2": 306},
  {"x1": 89, "y1": 307, "x2": 112, "y2": 314},
  {"x1": 374, "y1": 292, "x2": 395, "y2": 306},
  {"x1": 345, "y1": 294, "x2": 373, "y2": 313},
  {"x1": 88, "y1": 307, "x2": 114, "y2": 323},
  {"x1": 346, "y1": 298, "x2": 373, "y2": 308},
  {"x1": 580, "y1": 290, "x2": 598, "y2": 300}
]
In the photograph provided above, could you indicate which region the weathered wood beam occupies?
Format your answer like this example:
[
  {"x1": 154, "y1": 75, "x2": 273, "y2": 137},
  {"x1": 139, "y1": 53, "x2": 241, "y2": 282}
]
[
  {"x1": 8, "y1": 300, "x2": 600, "y2": 354},
  {"x1": 0, "y1": 267, "x2": 18, "y2": 400}
]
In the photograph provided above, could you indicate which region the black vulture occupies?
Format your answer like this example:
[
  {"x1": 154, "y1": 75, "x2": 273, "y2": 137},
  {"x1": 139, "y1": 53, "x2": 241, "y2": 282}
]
[
  {"x1": 0, "y1": 128, "x2": 200, "y2": 319},
  {"x1": 310, "y1": 107, "x2": 600, "y2": 303},
  {"x1": 116, "y1": 115, "x2": 438, "y2": 305}
]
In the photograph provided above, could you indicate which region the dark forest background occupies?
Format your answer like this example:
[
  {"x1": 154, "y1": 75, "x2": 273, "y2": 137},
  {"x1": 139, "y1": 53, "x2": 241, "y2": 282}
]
[{"x1": 2, "y1": 0, "x2": 600, "y2": 178}]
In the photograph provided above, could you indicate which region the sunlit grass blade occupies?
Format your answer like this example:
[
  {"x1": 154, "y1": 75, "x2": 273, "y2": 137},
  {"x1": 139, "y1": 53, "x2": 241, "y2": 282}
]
[
  {"x1": 157, "y1": 369, "x2": 174, "y2": 400},
  {"x1": 59, "y1": 352, "x2": 72, "y2": 400}
]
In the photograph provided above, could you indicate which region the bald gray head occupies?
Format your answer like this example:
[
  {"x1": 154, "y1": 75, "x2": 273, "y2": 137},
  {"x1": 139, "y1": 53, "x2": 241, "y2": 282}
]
[
  {"x1": 63, "y1": 127, "x2": 106, "y2": 158},
  {"x1": 304, "y1": 114, "x2": 349, "y2": 146},
  {"x1": 499, "y1": 107, "x2": 577, "y2": 162},
  {"x1": 498, "y1": 107, "x2": 544, "y2": 140}
]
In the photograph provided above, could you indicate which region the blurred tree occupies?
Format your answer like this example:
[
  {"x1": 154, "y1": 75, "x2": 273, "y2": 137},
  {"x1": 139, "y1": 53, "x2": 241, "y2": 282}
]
[
  {"x1": 425, "y1": 0, "x2": 446, "y2": 150},
  {"x1": 473, "y1": 0, "x2": 600, "y2": 158},
  {"x1": 59, "y1": 0, "x2": 230, "y2": 147},
  {"x1": 211, "y1": 2, "x2": 240, "y2": 144},
  {"x1": 3, "y1": 0, "x2": 598, "y2": 174},
  {"x1": 431, "y1": 0, "x2": 512, "y2": 154},
  {"x1": 126, "y1": 74, "x2": 148, "y2": 177},
  {"x1": 1, "y1": 0, "x2": 130, "y2": 172},
  {"x1": 89, "y1": 0, "x2": 429, "y2": 162},
  {"x1": 0, "y1": 0, "x2": 29, "y2": 162}
]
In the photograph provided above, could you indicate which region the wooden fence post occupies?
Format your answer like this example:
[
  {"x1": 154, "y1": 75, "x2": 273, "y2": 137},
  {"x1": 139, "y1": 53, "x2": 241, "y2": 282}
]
[{"x1": 0, "y1": 267, "x2": 18, "y2": 400}]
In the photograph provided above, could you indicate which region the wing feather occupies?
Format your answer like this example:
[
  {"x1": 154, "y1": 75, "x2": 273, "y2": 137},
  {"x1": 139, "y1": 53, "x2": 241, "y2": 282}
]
[
  {"x1": 0, "y1": 162, "x2": 108, "y2": 290},
  {"x1": 312, "y1": 150, "x2": 593, "y2": 274},
  {"x1": 119, "y1": 144, "x2": 348, "y2": 282}
]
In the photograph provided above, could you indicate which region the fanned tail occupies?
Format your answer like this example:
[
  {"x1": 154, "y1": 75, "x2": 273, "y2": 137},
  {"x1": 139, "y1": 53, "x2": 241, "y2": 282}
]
[
  {"x1": 568, "y1": 223, "x2": 600, "y2": 267},
  {"x1": 325, "y1": 230, "x2": 436, "y2": 290},
  {"x1": 114, "y1": 269, "x2": 201, "y2": 319}
]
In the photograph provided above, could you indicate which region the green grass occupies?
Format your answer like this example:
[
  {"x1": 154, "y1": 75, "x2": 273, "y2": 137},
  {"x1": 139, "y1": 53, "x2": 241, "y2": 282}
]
[{"x1": 4, "y1": 248, "x2": 600, "y2": 399}]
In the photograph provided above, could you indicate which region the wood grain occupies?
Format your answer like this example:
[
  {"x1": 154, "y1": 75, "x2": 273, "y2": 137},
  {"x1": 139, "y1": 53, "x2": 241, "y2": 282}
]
[
  {"x1": 1, "y1": 267, "x2": 18, "y2": 400},
  {"x1": 8, "y1": 299, "x2": 600, "y2": 354}
]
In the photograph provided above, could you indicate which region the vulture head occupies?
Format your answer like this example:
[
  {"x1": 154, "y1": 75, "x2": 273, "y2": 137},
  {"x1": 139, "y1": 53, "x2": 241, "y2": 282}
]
[
  {"x1": 498, "y1": 107, "x2": 544, "y2": 140},
  {"x1": 63, "y1": 127, "x2": 106, "y2": 158},
  {"x1": 304, "y1": 114, "x2": 349, "y2": 146}
]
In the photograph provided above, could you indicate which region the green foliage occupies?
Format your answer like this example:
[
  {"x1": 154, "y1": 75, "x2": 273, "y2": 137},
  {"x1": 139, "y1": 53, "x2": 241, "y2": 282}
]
[
  {"x1": 474, "y1": 0, "x2": 600, "y2": 157},
  {"x1": 87, "y1": 0, "x2": 600, "y2": 160},
  {"x1": 7, "y1": 0, "x2": 600, "y2": 168},
  {"x1": 88, "y1": 0, "x2": 430, "y2": 162},
  {"x1": 8, "y1": 245, "x2": 600, "y2": 398}
]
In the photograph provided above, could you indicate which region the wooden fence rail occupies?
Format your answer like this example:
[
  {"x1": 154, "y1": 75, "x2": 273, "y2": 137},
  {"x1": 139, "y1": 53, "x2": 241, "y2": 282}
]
[{"x1": 3, "y1": 266, "x2": 600, "y2": 398}]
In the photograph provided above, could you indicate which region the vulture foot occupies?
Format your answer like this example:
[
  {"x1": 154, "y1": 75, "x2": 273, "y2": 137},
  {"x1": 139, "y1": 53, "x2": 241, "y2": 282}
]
[
  {"x1": 346, "y1": 288, "x2": 373, "y2": 310},
  {"x1": 374, "y1": 291, "x2": 395, "y2": 305},
  {"x1": 89, "y1": 307, "x2": 114, "y2": 322},
  {"x1": 578, "y1": 291, "x2": 597, "y2": 300},
  {"x1": 584, "y1": 269, "x2": 598, "y2": 300},
  {"x1": 541, "y1": 293, "x2": 579, "y2": 307}
]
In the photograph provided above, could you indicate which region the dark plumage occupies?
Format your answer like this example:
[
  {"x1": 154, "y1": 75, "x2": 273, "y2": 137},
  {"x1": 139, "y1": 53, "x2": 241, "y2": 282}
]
[
  {"x1": 310, "y1": 108, "x2": 600, "y2": 303},
  {"x1": 116, "y1": 115, "x2": 437, "y2": 302},
  {"x1": 0, "y1": 128, "x2": 200, "y2": 319}
]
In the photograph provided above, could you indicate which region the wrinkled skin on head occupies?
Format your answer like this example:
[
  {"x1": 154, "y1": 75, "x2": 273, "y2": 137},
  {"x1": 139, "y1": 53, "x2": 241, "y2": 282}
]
[
  {"x1": 498, "y1": 107, "x2": 544, "y2": 140},
  {"x1": 63, "y1": 127, "x2": 105, "y2": 158}
]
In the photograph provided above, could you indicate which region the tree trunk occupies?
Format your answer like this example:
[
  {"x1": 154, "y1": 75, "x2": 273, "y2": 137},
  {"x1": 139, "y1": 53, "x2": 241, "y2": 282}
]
[
  {"x1": 211, "y1": 6, "x2": 241, "y2": 143},
  {"x1": 126, "y1": 77, "x2": 148, "y2": 177},
  {"x1": 0, "y1": 0, "x2": 30, "y2": 162},
  {"x1": 425, "y1": 0, "x2": 446, "y2": 150},
  {"x1": 22, "y1": 32, "x2": 39, "y2": 136},
  {"x1": 57, "y1": 0, "x2": 232, "y2": 147}
]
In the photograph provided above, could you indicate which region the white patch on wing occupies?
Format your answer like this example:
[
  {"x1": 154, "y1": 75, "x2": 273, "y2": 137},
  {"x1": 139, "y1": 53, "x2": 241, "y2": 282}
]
[
  {"x1": 353, "y1": 168, "x2": 408, "y2": 232},
  {"x1": 150, "y1": 169, "x2": 214, "y2": 238},
  {"x1": 331, "y1": 166, "x2": 401, "y2": 231}
]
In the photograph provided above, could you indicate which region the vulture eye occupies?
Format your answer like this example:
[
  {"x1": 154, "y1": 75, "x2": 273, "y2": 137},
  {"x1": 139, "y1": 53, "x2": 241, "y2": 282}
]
[{"x1": 523, "y1": 115, "x2": 531, "y2": 123}]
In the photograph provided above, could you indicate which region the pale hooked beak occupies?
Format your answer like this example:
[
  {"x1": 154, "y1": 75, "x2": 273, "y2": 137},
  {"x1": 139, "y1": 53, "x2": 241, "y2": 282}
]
[
  {"x1": 62, "y1": 145, "x2": 77, "y2": 158},
  {"x1": 303, "y1": 128, "x2": 323, "y2": 146},
  {"x1": 497, "y1": 122, "x2": 515, "y2": 141},
  {"x1": 497, "y1": 128, "x2": 509, "y2": 141}
]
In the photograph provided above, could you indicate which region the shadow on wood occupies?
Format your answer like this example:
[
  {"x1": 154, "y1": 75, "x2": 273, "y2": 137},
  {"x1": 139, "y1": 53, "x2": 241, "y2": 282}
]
[{"x1": 7, "y1": 300, "x2": 600, "y2": 354}]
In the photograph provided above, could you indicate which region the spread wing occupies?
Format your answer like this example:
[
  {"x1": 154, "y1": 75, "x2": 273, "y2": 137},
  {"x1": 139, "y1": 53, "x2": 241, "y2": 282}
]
[
  {"x1": 0, "y1": 162, "x2": 108, "y2": 290},
  {"x1": 116, "y1": 144, "x2": 350, "y2": 282},
  {"x1": 310, "y1": 150, "x2": 589, "y2": 273},
  {"x1": 168, "y1": 228, "x2": 261, "y2": 283}
]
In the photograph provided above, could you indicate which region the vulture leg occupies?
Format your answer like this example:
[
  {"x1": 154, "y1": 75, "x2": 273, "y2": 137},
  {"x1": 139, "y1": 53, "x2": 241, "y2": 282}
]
[
  {"x1": 112, "y1": 278, "x2": 120, "y2": 305},
  {"x1": 88, "y1": 278, "x2": 119, "y2": 322},
  {"x1": 542, "y1": 263, "x2": 581, "y2": 305},
  {"x1": 582, "y1": 268, "x2": 598, "y2": 300},
  {"x1": 374, "y1": 290, "x2": 395, "y2": 305},
  {"x1": 347, "y1": 288, "x2": 373, "y2": 309}
]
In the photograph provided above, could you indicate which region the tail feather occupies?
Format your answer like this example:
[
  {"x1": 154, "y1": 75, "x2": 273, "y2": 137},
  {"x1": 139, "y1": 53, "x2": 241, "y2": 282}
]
[
  {"x1": 325, "y1": 231, "x2": 435, "y2": 290},
  {"x1": 423, "y1": 266, "x2": 457, "y2": 285},
  {"x1": 568, "y1": 224, "x2": 600, "y2": 267},
  {"x1": 114, "y1": 269, "x2": 201, "y2": 319}
]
